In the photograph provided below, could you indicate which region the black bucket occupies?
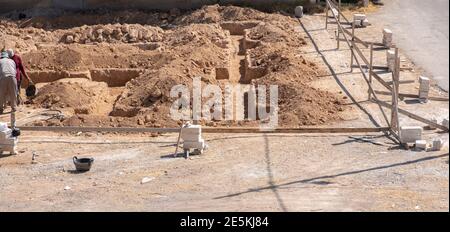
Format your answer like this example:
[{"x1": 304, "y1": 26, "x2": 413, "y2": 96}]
[
  {"x1": 26, "y1": 84, "x2": 37, "y2": 97},
  {"x1": 73, "y1": 156, "x2": 94, "y2": 172}
]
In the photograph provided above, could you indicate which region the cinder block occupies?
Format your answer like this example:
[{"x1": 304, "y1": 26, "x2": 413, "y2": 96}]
[
  {"x1": 183, "y1": 139, "x2": 205, "y2": 150},
  {"x1": 443, "y1": 118, "x2": 449, "y2": 129},
  {"x1": 383, "y1": 29, "x2": 393, "y2": 47},
  {"x1": 431, "y1": 139, "x2": 443, "y2": 151},
  {"x1": 419, "y1": 91, "x2": 429, "y2": 99},
  {"x1": 0, "y1": 129, "x2": 12, "y2": 140},
  {"x1": 362, "y1": 19, "x2": 370, "y2": 27},
  {"x1": 415, "y1": 140, "x2": 427, "y2": 150},
  {"x1": 353, "y1": 19, "x2": 362, "y2": 27},
  {"x1": 0, "y1": 137, "x2": 17, "y2": 146},
  {"x1": 400, "y1": 126, "x2": 423, "y2": 143},
  {"x1": 387, "y1": 50, "x2": 396, "y2": 71},
  {"x1": 428, "y1": 118, "x2": 438, "y2": 130},
  {"x1": 182, "y1": 133, "x2": 201, "y2": 141},
  {"x1": 353, "y1": 14, "x2": 366, "y2": 21}
]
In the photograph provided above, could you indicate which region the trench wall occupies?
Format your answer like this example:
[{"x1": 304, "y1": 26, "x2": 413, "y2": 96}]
[{"x1": 0, "y1": 0, "x2": 314, "y2": 13}]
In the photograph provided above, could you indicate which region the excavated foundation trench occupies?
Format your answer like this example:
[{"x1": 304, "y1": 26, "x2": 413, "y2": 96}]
[
  {"x1": 26, "y1": 68, "x2": 144, "y2": 117},
  {"x1": 219, "y1": 21, "x2": 267, "y2": 84}
]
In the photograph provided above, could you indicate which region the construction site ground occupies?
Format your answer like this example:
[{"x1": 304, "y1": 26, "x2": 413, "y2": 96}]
[{"x1": 0, "y1": 5, "x2": 448, "y2": 211}]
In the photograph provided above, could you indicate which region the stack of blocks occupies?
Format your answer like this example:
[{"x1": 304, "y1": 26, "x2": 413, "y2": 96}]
[
  {"x1": 383, "y1": 29, "x2": 393, "y2": 48},
  {"x1": 418, "y1": 76, "x2": 430, "y2": 100},
  {"x1": 182, "y1": 124, "x2": 205, "y2": 152},
  {"x1": 353, "y1": 14, "x2": 369, "y2": 27},
  {"x1": 386, "y1": 50, "x2": 396, "y2": 72},
  {"x1": 400, "y1": 126, "x2": 423, "y2": 144},
  {"x1": 0, "y1": 124, "x2": 17, "y2": 155}
]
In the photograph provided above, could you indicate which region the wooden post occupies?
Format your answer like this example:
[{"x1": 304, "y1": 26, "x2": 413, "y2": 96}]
[
  {"x1": 325, "y1": 1, "x2": 329, "y2": 29},
  {"x1": 368, "y1": 43, "x2": 374, "y2": 100},
  {"x1": 391, "y1": 48, "x2": 400, "y2": 132},
  {"x1": 350, "y1": 22, "x2": 355, "y2": 72},
  {"x1": 337, "y1": 0, "x2": 341, "y2": 49}
]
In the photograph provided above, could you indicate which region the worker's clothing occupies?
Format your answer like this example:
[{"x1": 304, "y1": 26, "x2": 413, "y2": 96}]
[
  {"x1": 11, "y1": 54, "x2": 26, "y2": 91},
  {"x1": 0, "y1": 58, "x2": 18, "y2": 113}
]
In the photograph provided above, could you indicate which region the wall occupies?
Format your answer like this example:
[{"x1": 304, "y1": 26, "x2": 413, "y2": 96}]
[{"x1": 0, "y1": 0, "x2": 309, "y2": 13}]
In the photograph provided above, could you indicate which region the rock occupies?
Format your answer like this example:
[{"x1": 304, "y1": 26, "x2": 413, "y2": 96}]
[
  {"x1": 295, "y1": 6, "x2": 304, "y2": 18},
  {"x1": 137, "y1": 118, "x2": 144, "y2": 125},
  {"x1": 24, "y1": 35, "x2": 33, "y2": 40},
  {"x1": 144, "y1": 115, "x2": 152, "y2": 123},
  {"x1": 64, "y1": 186, "x2": 71, "y2": 190},
  {"x1": 141, "y1": 177, "x2": 154, "y2": 184},
  {"x1": 65, "y1": 35, "x2": 74, "y2": 43}
]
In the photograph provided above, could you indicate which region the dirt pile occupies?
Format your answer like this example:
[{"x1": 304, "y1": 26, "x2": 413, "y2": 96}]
[{"x1": 1, "y1": 6, "x2": 348, "y2": 128}]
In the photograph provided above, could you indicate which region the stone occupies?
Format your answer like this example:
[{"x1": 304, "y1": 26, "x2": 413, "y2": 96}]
[
  {"x1": 400, "y1": 126, "x2": 423, "y2": 144},
  {"x1": 141, "y1": 177, "x2": 155, "y2": 184},
  {"x1": 295, "y1": 6, "x2": 304, "y2": 18},
  {"x1": 65, "y1": 35, "x2": 74, "y2": 43}
]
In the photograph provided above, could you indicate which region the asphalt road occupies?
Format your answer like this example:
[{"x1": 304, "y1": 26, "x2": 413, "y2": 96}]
[{"x1": 371, "y1": 0, "x2": 449, "y2": 91}]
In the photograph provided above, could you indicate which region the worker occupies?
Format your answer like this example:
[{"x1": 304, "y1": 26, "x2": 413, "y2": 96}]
[
  {"x1": 0, "y1": 50, "x2": 18, "y2": 128},
  {"x1": 6, "y1": 49, "x2": 31, "y2": 104}
]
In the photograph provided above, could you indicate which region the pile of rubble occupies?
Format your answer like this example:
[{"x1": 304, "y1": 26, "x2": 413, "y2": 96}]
[{"x1": 62, "y1": 24, "x2": 164, "y2": 44}]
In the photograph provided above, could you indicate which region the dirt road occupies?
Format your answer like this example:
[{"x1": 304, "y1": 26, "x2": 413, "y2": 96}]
[{"x1": 370, "y1": 0, "x2": 449, "y2": 91}]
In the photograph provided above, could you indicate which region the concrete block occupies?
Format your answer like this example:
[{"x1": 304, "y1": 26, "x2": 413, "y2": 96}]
[
  {"x1": 415, "y1": 140, "x2": 428, "y2": 150},
  {"x1": 431, "y1": 139, "x2": 443, "y2": 151},
  {"x1": 295, "y1": 6, "x2": 304, "y2": 18},
  {"x1": 387, "y1": 50, "x2": 396, "y2": 71},
  {"x1": 353, "y1": 19, "x2": 362, "y2": 27},
  {"x1": 428, "y1": 118, "x2": 438, "y2": 130},
  {"x1": 443, "y1": 118, "x2": 449, "y2": 129},
  {"x1": 418, "y1": 90, "x2": 429, "y2": 100},
  {"x1": 383, "y1": 29, "x2": 393, "y2": 47},
  {"x1": 353, "y1": 14, "x2": 366, "y2": 21},
  {"x1": 0, "y1": 137, "x2": 18, "y2": 146},
  {"x1": 0, "y1": 129, "x2": 12, "y2": 140},
  {"x1": 182, "y1": 133, "x2": 202, "y2": 142},
  {"x1": 362, "y1": 19, "x2": 370, "y2": 27},
  {"x1": 0, "y1": 144, "x2": 17, "y2": 154},
  {"x1": 0, "y1": 122, "x2": 7, "y2": 131},
  {"x1": 400, "y1": 126, "x2": 423, "y2": 143},
  {"x1": 183, "y1": 139, "x2": 205, "y2": 150}
]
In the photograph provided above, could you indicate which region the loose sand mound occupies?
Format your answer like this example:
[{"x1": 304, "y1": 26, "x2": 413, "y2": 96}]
[{"x1": 1, "y1": 5, "x2": 348, "y2": 128}]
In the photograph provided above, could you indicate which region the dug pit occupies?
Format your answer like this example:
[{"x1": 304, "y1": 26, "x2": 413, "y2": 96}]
[{"x1": 3, "y1": 5, "x2": 347, "y2": 128}]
